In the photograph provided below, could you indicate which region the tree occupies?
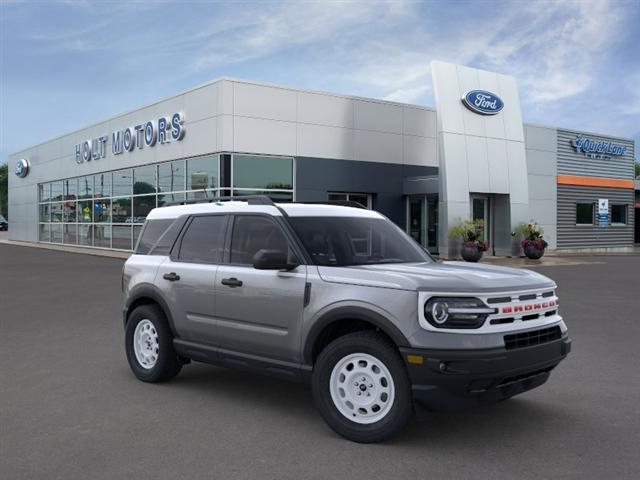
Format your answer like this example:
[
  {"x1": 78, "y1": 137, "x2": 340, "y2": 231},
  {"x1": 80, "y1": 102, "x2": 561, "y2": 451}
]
[
  {"x1": 0, "y1": 163, "x2": 8, "y2": 219},
  {"x1": 635, "y1": 161, "x2": 640, "y2": 179}
]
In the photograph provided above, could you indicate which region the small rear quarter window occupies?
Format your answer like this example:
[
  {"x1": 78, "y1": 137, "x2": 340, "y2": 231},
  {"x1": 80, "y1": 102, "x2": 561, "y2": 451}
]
[{"x1": 135, "y1": 219, "x2": 175, "y2": 255}]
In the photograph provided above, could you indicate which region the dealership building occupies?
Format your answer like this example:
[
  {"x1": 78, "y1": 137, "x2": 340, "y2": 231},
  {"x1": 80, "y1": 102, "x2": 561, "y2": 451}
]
[{"x1": 7, "y1": 61, "x2": 638, "y2": 256}]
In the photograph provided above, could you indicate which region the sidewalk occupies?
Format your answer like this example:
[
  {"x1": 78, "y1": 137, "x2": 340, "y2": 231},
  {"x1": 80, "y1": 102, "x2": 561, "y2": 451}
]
[{"x1": 0, "y1": 232, "x2": 130, "y2": 259}]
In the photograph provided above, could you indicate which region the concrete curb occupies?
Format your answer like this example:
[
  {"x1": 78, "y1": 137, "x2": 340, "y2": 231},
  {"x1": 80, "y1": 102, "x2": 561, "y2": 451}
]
[{"x1": 0, "y1": 239, "x2": 130, "y2": 259}]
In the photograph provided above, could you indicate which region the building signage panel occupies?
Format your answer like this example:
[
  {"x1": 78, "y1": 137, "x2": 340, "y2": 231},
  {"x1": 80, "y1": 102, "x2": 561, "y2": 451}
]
[
  {"x1": 461, "y1": 90, "x2": 504, "y2": 115},
  {"x1": 570, "y1": 136, "x2": 626, "y2": 160},
  {"x1": 597, "y1": 198, "x2": 609, "y2": 227},
  {"x1": 74, "y1": 112, "x2": 185, "y2": 164}
]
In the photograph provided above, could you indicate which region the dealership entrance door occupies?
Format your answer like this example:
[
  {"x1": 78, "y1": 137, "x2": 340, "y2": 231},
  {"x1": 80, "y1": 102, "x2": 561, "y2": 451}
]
[{"x1": 407, "y1": 195, "x2": 438, "y2": 255}]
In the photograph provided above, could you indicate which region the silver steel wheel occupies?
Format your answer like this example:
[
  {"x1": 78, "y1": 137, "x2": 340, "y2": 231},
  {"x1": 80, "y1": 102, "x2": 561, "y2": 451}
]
[
  {"x1": 133, "y1": 319, "x2": 159, "y2": 370},
  {"x1": 329, "y1": 352, "x2": 396, "y2": 424}
]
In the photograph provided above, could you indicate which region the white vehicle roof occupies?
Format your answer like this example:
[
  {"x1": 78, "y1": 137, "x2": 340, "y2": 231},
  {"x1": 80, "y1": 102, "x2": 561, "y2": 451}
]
[{"x1": 145, "y1": 201, "x2": 383, "y2": 221}]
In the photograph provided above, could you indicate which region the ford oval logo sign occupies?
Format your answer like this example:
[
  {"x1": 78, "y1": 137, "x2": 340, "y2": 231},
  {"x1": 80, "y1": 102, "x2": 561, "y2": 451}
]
[
  {"x1": 14, "y1": 158, "x2": 30, "y2": 178},
  {"x1": 462, "y1": 90, "x2": 504, "y2": 115}
]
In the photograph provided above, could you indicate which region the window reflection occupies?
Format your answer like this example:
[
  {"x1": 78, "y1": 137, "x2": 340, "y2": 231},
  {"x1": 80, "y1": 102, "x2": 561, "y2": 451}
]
[
  {"x1": 134, "y1": 166, "x2": 157, "y2": 195},
  {"x1": 94, "y1": 173, "x2": 112, "y2": 198},
  {"x1": 233, "y1": 155, "x2": 292, "y2": 190},
  {"x1": 37, "y1": 154, "x2": 294, "y2": 251},
  {"x1": 113, "y1": 170, "x2": 132, "y2": 197}
]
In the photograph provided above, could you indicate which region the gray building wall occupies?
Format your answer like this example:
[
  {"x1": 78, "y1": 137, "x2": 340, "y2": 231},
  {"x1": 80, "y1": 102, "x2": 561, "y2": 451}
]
[
  {"x1": 557, "y1": 185, "x2": 635, "y2": 249},
  {"x1": 524, "y1": 123, "x2": 558, "y2": 249},
  {"x1": 556, "y1": 128, "x2": 635, "y2": 250},
  {"x1": 295, "y1": 157, "x2": 437, "y2": 228}
]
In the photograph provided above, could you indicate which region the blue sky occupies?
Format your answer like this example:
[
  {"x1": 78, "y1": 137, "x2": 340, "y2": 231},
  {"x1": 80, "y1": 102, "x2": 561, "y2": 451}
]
[{"x1": 1, "y1": 0, "x2": 639, "y2": 164}]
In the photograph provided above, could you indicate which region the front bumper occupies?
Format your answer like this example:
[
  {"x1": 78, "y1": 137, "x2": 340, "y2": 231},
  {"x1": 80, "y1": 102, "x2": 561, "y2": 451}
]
[{"x1": 400, "y1": 334, "x2": 571, "y2": 413}]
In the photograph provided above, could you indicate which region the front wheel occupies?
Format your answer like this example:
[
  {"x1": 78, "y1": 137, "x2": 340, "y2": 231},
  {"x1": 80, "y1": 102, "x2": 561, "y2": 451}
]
[
  {"x1": 125, "y1": 304, "x2": 182, "y2": 383},
  {"x1": 312, "y1": 331, "x2": 413, "y2": 443}
]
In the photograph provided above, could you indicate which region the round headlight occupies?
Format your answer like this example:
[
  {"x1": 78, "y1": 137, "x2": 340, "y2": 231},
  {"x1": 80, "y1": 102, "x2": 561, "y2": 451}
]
[{"x1": 430, "y1": 301, "x2": 449, "y2": 324}]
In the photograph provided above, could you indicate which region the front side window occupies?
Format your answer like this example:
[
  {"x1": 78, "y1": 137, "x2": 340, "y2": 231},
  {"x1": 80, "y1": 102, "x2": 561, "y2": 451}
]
[
  {"x1": 611, "y1": 204, "x2": 627, "y2": 225},
  {"x1": 289, "y1": 216, "x2": 432, "y2": 266},
  {"x1": 230, "y1": 215, "x2": 290, "y2": 265},
  {"x1": 576, "y1": 203, "x2": 594, "y2": 225},
  {"x1": 178, "y1": 215, "x2": 227, "y2": 263}
]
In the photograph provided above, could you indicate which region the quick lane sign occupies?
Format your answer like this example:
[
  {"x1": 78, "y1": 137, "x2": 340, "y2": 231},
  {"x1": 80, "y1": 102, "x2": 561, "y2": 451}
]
[
  {"x1": 570, "y1": 136, "x2": 626, "y2": 160},
  {"x1": 74, "y1": 112, "x2": 185, "y2": 164}
]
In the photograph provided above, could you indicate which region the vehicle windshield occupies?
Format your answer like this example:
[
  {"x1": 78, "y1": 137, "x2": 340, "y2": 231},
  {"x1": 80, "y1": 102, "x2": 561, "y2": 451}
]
[{"x1": 288, "y1": 216, "x2": 433, "y2": 267}]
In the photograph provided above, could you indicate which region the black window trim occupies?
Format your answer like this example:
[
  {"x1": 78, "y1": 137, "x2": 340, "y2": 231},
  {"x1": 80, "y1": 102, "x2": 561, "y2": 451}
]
[
  {"x1": 170, "y1": 213, "x2": 230, "y2": 265},
  {"x1": 610, "y1": 203, "x2": 628, "y2": 226}
]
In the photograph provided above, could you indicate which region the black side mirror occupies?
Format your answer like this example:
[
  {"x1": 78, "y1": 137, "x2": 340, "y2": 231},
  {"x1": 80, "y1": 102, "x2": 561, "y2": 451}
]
[{"x1": 252, "y1": 249, "x2": 298, "y2": 271}]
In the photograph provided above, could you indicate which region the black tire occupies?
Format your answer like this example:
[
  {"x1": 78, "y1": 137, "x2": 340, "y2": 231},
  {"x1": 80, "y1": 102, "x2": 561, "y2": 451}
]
[
  {"x1": 312, "y1": 331, "x2": 413, "y2": 443},
  {"x1": 125, "y1": 304, "x2": 182, "y2": 383}
]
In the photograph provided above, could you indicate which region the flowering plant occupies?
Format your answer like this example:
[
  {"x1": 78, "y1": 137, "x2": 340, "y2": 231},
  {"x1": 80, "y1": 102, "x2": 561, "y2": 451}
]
[
  {"x1": 448, "y1": 219, "x2": 489, "y2": 251},
  {"x1": 518, "y1": 221, "x2": 548, "y2": 250}
]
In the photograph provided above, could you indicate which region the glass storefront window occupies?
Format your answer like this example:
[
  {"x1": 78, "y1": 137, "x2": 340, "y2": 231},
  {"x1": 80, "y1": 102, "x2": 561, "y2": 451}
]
[
  {"x1": 78, "y1": 225, "x2": 92, "y2": 246},
  {"x1": 94, "y1": 173, "x2": 112, "y2": 198},
  {"x1": 112, "y1": 225, "x2": 132, "y2": 250},
  {"x1": 159, "y1": 160, "x2": 185, "y2": 193},
  {"x1": 94, "y1": 224, "x2": 112, "y2": 248},
  {"x1": 62, "y1": 202, "x2": 77, "y2": 223},
  {"x1": 64, "y1": 179, "x2": 78, "y2": 200},
  {"x1": 39, "y1": 204, "x2": 50, "y2": 223},
  {"x1": 50, "y1": 182, "x2": 64, "y2": 201},
  {"x1": 186, "y1": 190, "x2": 219, "y2": 202},
  {"x1": 158, "y1": 191, "x2": 185, "y2": 207},
  {"x1": 39, "y1": 224, "x2": 50, "y2": 242},
  {"x1": 187, "y1": 155, "x2": 218, "y2": 191},
  {"x1": 113, "y1": 170, "x2": 133, "y2": 197},
  {"x1": 63, "y1": 224, "x2": 78, "y2": 245},
  {"x1": 94, "y1": 199, "x2": 111, "y2": 223},
  {"x1": 51, "y1": 224, "x2": 63, "y2": 243},
  {"x1": 51, "y1": 202, "x2": 64, "y2": 222},
  {"x1": 232, "y1": 189, "x2": 293, "y2": 202},
  {"x1": 133, "y1": 225, "x2": 143, "y2": 249},
  {"x1": 134, "y1": 166, "x2": 157, "y2": 195},
  {"x1": 112, "y1": 197, "x2": 132, "y2": 223},
  {"x1": 233, "y1": 155, "x2": 292, "y2": 190},
  {"x1": 133, "y1": 195, "x2": 156, "y2": 223},
  {"x1": 78, "y1": 176, "x2": 93, "y2": 199},
  {"x1": 39, "y1": 184, "x2": 50, "y2": 203},
  {"x1": 78, "y1": 200, "x2": 93, "y2": 223}
]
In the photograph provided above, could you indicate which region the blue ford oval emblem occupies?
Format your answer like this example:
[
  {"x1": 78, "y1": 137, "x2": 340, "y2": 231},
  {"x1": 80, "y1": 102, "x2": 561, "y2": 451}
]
[
  {"x1": 14, "y1": 158, "x2": 30, "y2": 178},
  {"x1": 462, "y1": 90, "x2": 504, "y2": 115}
]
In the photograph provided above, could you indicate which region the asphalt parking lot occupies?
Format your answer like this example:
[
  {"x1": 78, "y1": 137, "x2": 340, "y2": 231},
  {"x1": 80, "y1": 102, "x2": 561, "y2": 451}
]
[{"x1": 1, "y1": 244, "x2": 639, "y2": 479}]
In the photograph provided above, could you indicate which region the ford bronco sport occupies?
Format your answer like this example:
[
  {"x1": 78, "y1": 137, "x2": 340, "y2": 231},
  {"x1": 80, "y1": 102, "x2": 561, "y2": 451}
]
[{"x1": 122, "y1": 196, "x2": 571, "y2": 442}]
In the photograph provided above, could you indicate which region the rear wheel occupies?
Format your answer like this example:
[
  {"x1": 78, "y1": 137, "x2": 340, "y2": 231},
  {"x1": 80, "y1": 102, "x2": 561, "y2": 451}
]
[
  {"x1": 125, "y1": 304, "x2": 182, "y2": 382},
  {"x1": 312, "y1": 331, "x2": 413, "y2": 443}
]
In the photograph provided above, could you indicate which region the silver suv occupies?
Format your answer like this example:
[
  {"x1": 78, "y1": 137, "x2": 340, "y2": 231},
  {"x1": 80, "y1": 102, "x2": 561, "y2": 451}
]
[{"x1": 122, "y1": 197, "x2": 571, "y2": 442}]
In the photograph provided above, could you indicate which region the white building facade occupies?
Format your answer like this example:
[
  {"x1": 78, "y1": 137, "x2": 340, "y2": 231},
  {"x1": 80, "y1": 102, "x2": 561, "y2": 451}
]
[{"x1": 7, "y1": 62, "x2": 638, "y2": 255}]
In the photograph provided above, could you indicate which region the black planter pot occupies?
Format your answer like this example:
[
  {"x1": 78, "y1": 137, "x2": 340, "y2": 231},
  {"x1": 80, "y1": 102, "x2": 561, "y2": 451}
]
[
  {"x1": 523, "y1": 245, "x2": 545, "y2": 260},
  {"x1": 461, "y1": 244, "x2": 483, "y2": 262}
]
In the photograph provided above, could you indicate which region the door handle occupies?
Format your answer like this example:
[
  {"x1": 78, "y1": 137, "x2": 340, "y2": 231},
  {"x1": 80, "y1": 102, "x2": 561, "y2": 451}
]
[
  {"x1": 163, "y1": 272, "x2": 181, "y2": 282},
  {"x1": 221, "y1": 277, "x2": 243, "y2": 288}
]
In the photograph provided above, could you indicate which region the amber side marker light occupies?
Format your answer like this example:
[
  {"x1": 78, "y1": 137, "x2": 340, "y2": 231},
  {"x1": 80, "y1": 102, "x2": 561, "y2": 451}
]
[{"x1": 407, "y1": 354, "x2": 424, "y2": 365}]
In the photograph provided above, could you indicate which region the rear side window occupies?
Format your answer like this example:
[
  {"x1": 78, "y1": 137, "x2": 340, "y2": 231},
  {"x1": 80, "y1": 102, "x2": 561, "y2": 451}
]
[
  {"x1": 136, "y1": 219, "x2": 174, "y2": 255},
  {"x1": 177, "y1": 215, "x2": 227, "y2": 264}
]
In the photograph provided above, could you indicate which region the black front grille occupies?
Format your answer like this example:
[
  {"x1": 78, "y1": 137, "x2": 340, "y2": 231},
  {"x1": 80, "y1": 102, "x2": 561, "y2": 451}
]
[{"x1": 504, "y1": 326, "x2": 562, "y2": 350}]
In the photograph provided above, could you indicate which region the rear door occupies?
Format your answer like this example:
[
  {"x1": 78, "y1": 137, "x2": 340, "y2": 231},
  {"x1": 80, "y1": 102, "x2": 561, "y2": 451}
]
[
  {"x1": 156, "y1": 214, "x2": 229, "y2": 345},
  {"x1": 214, "y1": 214, "x2": 307, "y2": 362}
]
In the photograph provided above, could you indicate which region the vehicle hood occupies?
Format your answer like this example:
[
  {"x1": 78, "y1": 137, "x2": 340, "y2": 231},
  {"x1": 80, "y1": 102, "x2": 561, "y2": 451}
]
[{"x1": 317, "y1": 261, "x2": 555, "y2": 293}]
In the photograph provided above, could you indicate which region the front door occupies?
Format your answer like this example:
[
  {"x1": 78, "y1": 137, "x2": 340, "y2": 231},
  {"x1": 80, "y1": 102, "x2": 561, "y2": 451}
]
[
  {"x1": 215, "y1": 214, "x2": 307, "y2": 362},
  {"x1": 471, "y1": 195, "x2": 491, "y2": 251},
  {"x1": 407, "y1": 195, "x2": 438, "y2": 255}
]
